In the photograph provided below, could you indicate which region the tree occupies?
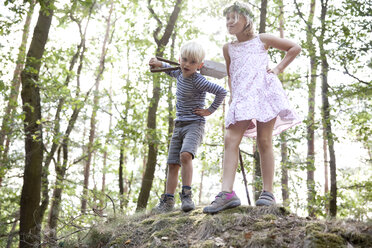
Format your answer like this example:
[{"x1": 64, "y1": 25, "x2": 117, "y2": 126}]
[
  {"x1": 19, "y1": 1, "x2": 54, "y2": 247},
  {"x1": 81, "y1": 0, "x2": 114, "y2": 214},
  {"x1": 318, "y1": 0, "x2": 337, "y2": 217},
  {"x1": 0, "y1": 0, "x2": 36, "y2": 187},
  {"x1": 136, "y1": 0, "x2": 183, "y2": 211}
]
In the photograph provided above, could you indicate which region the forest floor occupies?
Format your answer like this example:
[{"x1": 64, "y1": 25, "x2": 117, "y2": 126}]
[{"x1": 68, "y1": 205, "x2": 372, "y2": 248}]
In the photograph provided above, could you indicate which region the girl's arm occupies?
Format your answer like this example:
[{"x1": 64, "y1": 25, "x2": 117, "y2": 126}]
[
  {"x1": 259, "y1": 33, "x2": 301, "y2": 75},
  {"x1": 223, "y1": 43, "x2": 233, "y2": 104}
]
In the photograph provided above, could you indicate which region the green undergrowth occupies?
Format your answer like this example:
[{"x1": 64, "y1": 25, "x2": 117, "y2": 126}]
[{"x1": 62, "y1": 206, "x2": 372, "y2": 248}]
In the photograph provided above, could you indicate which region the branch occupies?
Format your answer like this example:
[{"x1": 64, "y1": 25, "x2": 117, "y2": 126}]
[
  {"x1": 147, "y1": 0, "x2": 162, "y2": 45},
  {"x1": 343, "y1": 65, "x2": 371, "y2": 85}
]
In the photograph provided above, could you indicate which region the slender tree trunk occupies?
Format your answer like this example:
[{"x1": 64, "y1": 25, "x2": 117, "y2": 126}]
[
  {"x1": 306, "y1": 0, "x2": 317, "y2": 217},
  {"x1": 253, "y1": 142, "x2": 261, "y2": 202},
  {"x1": 82, "y1": 0, "x2": 114, "y2": 213},
  {"x1": 136, "y1": 0, "x2": 182, "y2": 211},
  {"x1": 119, "y1": 145, "x2": 125, "y2": 209},
  {"x1": 101, "y1": 81, "x2": 112, "y2": 207},
  {"x1": 0, "y1": 0, "x2": 36, "y2": 187},
  {"x1": 277, "y1": 0, "x2": 289, "y2": 206},
  {"x1": 19, "y1": 1, "x2": 54, "y2": 247},
  {"x1": 259, "y1": 0, "x2": 268, "y2": 33},
  {"x1": 323, "y1": 127, "x2": 329, "y2": 213},
  {"x1": 253, "y1": 0, "x2": 268, "y2": 203},
  {"x1": 199, "y1": 169, "x2": 204, "y2": 204},
  {"x1": 119, "y1": 45, "x2": 132, "y2": 210},
  {"x1": 319, "y1": 0, "x2": 337, "y2": 217},
  {"x1": 6, "y1": 211, "x2": 19, "y2": 248},
  {"x1": 164, "y1": 30, "x2": 177, "y2": 193}
]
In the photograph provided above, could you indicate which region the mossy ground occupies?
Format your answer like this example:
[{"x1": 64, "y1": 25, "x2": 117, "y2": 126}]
[{"x1": 64, "y1": 205, "x2": 372, "y2": 248}]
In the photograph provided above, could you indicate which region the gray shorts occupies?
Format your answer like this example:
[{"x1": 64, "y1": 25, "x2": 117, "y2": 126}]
[{"x1": 167, "y1": 120, "x2": 205, "y2": 165}]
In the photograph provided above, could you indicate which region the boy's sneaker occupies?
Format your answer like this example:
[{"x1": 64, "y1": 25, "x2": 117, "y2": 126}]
[
  {"x1": 203, "y1": 191, "x2": 241, "y2": 214},
  {"x1": 179, "y1": 188, "x2": 195, "y2": 212},
  {"x1": 255, "y1": 191, "x2": 276, "y2": 206},
  {"x1": 151, "y1": 194, "x2": 175, "y2": 213}
]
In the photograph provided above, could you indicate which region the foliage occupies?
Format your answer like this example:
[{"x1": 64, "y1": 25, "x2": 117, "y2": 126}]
[{"x1": 0, "y1": 0, "x2": 371, "y2": 246}]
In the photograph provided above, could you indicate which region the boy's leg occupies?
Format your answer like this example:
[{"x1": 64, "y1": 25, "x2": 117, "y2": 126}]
[
  {"x1": 255, "y1": 118, "x2": 276, "y2": 206},
  {"x1": 152, "y1": 126, "x2": 181, "y2": 213},
  {"x1": 178, "y1": 122, "x2": 204, "y2": 212},
  {"x1": 180, "y1": 152, "x2": 193, "y2": 187},
  {"x1": 166, "y1": 164, "x2": 180, "y2": 194}
]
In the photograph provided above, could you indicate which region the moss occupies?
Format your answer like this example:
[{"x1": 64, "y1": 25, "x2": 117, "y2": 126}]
[
  {"x1": 305, "y1": 231, "x2": 346, "y2": 248},
  {"x1": 141, "y1": 218, "x2": 155, "y2": 225},
  {"x1": 263, "y1": 214, "x2": 277, "y2": 221},
  {"x1": 343, "y1": 230, "x2": 372, "y2": 246},
  {"x1": 190, "y1": 239, "x2": 215, "y2": 248},
  {"x1": 305, "y1": 223, "x2": 326, "y2": 235},
  {"x1": 329, "y1": 226, "x2": 347, "y2": 235},
  {"x1": 175, "y1": 216, "x2": 193, "y2": 225},
  {"x1": 151, "y1": 227, "x2": 178, "y2": 239},
  {"x1": 85, "y1": 228, "x2": 112, "y2": 247},
  {"x1": 151, "y1": 217, "x2": 174, "y2": 231},
  {"x1": 253, "y1": 221, "x2": 273, "y2": 231}
]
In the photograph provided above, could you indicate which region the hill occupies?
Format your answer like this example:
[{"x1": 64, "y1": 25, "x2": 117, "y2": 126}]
[{"x1": 64, "y1": 206, "x2": 372, "y2": 248}]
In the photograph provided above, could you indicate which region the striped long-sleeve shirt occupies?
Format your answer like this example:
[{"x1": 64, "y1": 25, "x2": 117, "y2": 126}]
[{"x1": 163, "y1": 63, "x2": 227, "y2": 122}]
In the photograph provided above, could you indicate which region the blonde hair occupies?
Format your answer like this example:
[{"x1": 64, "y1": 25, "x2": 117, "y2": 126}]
[
  {"x1": 180, "y1": 41, "x2": 205, "y2": 64},
  {"x1": 223, "y1": 2, "x2": 255, "y2": 36}
]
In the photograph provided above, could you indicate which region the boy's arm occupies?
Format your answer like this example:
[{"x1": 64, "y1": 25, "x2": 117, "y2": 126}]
[
  {"x1": 194, "y1": 76, "x2": 227, "y2": 115},
  {"x1": 161, "y1": 62, "x2": 182, "y2": 78},
  {"x1": 148, "y1": 57, "x2": 181, "y2": 78}
]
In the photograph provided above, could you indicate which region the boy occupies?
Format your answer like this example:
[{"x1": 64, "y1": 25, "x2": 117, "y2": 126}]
[{"x1": 149, "y1": 41, "x2": 227, "y2": 213}]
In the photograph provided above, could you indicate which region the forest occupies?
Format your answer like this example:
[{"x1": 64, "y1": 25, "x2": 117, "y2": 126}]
[{"x1": 0, "y1": 0, "x2": 371, "y2": 247}]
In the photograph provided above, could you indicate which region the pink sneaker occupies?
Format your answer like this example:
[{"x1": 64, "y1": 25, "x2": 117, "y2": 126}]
[{"x1": 203, "y1": 191, "x2": 241, "y2": 214}]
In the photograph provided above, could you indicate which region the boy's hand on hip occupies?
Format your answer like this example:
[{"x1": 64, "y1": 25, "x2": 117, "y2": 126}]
[{"x1": 194, "y1": 108, "x2": 211, "y2": 116}]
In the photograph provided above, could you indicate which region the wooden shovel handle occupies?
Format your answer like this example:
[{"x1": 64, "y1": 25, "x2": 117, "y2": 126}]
[
  {"x1": 156, "y1": 56, "x2": 179, "y2": 66},
  {"x1": 150, "y1": 66, "x2": 180, "y2": 73}
]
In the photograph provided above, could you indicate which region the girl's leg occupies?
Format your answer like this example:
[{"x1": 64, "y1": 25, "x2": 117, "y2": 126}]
[
  {"x1": 222, "y1": 120, "x2": 251, "y2": 192},
  {"x1": 166, "y1": 164, "x2": 180, "y2": 194},
  {"x1": 256, "y1": 118, "x2": 276, "y2": 193}
]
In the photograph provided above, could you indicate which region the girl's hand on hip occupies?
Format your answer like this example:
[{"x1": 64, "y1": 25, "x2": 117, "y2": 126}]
[
  {"x1": 194, "y1": 108, "x2": 211, "y2": 116},
  {"x1": 267, "y1": 67, "x2": 280, "y2": 75}
]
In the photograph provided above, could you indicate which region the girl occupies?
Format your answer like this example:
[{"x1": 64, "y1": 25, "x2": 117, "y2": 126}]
[{"x1": 203, "y1": 2, "x2": 302, "y2": 214}]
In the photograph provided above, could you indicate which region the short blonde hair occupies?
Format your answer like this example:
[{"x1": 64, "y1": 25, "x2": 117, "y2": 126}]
[
  {"x1": 223, "y1": 2, "x2": 255, "y2": 36},
  {"x1": 180, "y1": 41, "x2": 205, "y2": 64}
]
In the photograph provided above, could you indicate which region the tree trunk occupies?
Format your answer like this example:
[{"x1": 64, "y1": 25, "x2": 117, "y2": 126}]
[
  {"x1": 0, "y1": 0, "x2": 35, "y2": 187},
  {"x1": 277, "y1": 0, "x2": 289, "y2": 206},
  {"x1": 101, "y1": 81, "x2": 113, "y2": 207},
  {"x1": 259, "y1": 0, "x2": 268, "y2": 33},
  {"x1": 319, "y1": 0, "x2": 337, "y2": 217},
  {"x1": 323, "y1": 127, "x2": 329, "y2": 213},
  {"x1": 136, "y1": 0, "x2": 182, "y2": 211},
  {"x1": 253, "y1": 142, "x2": 261, "y2": 202},
  {"x1": 306, "y1": 0, "x2": 317, "y2": 218},
  {"x1": 164, "y1": 29, "x2": 177, "y2": 193},
  {"x1": 19, "y1": 1, "x2": 54, "y2": 247},
  {"x1": 82, "y1": 0, "x2": 114, "y2": 213},
  {"x1": 253, "y1": 0, "x2": 268, "y2": 203}
]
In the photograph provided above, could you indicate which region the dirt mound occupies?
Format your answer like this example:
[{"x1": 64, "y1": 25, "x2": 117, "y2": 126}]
[{"x1": 65, "y1": 206, "x2": 372, "y2": 248}]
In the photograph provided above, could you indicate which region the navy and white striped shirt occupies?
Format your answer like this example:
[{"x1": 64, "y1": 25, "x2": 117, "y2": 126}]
[{"x1": 163, "y1": 63, "x2": 227, "y2": 122}]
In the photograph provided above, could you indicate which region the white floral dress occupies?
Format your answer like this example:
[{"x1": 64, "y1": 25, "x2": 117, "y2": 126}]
[{"x1": 226, "y1": 35, "x2": 301, "y2": 138}]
